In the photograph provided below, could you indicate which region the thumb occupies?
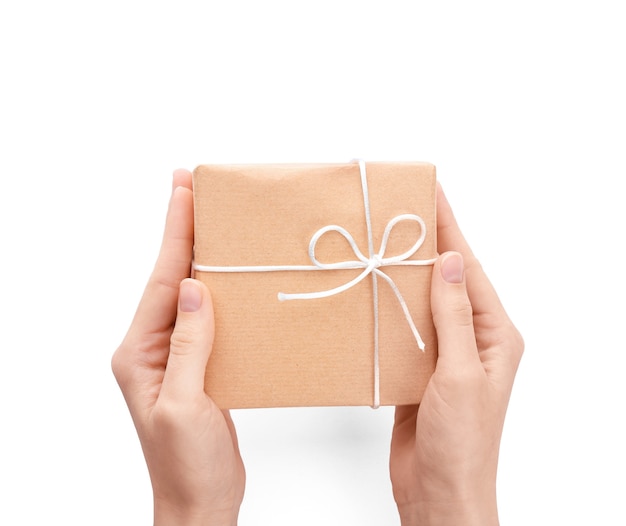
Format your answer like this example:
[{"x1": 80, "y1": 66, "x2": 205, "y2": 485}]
[
  {"x1": 431, "y1": 251, "x2": 478, "y2": 367},
  {"x1": 160, "y1": 278, "x2": 214, "y2": 402}
]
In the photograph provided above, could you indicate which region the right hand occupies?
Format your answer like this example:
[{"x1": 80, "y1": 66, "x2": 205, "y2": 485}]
[{"x1": 390, "y1": 185, "x2": 524, "y2": 525}]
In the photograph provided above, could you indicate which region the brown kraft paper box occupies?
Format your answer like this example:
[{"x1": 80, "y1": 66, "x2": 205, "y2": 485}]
[{"x1": 192, "y1": 161, "x2": 438, "y2": 409}]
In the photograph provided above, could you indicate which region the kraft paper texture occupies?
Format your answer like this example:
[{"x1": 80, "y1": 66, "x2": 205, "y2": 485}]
[{"x1": 193, "y1": 162, "x2": 437, "y2": 409}]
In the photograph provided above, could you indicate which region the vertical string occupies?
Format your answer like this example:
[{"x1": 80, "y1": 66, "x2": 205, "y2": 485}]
[
  {"x1": 355, "y1": 159, "x2": 380, "y2": 409},
  {"x1": 372, "y1": 272, "x2": 380, "y2": 409}
]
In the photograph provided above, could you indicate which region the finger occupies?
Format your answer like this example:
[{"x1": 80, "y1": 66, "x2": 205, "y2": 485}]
[
  {"x1": 390, "y1": 405, "x2": 418, "y2": 460},
  {"x1": 160, "y1": 278, "x2": 214, "y2": 402},
  {"x1": 172, "y1": 168, "x2": 192, "y2": 192},
  {"x1": 430, "y1": 251, "x2": 479, "y2": 367},
  {"x1": 127, "y1": 178, "x2": 194, "y2": 338},
  {"x1": 392, "y1": 405, "x2": 418, "y2": 437},
  {"x1": 222, "y1": 410, "x2": 243, "y2": 457},
  {"x1": 436, "y1": 183, "x2": 475, "y2": 257},
  {"x1": 436, "y1": 184, "x2": 510, "y2": 328}
]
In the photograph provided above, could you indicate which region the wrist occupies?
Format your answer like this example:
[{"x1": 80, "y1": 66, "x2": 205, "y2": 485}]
[
  {"x1": 154, "y1": 500, "x2": 237, "y2": 526},
  {"x1": 397, "y1": 494, "x2": 498, "y2": 526}
]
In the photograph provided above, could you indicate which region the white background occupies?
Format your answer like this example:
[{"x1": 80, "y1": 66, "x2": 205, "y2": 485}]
[{"x1": 1, "y1": 1, "x2": 624, "y2": 524}]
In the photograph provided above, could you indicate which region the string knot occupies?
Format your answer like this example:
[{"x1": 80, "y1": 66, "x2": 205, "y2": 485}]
[
  {"x1": 280, "y1": 212, "x2": 432, "y2": 308},
  {"x1": 370, "y1": 254, "x2": 384, "y2": 269}
]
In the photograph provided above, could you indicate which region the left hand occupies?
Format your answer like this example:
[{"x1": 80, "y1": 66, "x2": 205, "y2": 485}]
[{"x1": 112, "y1": 169, "x2": 245, "y2": 525}]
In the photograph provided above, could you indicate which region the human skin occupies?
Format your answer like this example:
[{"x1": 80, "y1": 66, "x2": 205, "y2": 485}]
[
  {"x1": 112, "y1": 170, "x2": 522, "y2": 525},
  {"x1": 389, "y1": 186, "x2": 524, "y2": 525},
  {"x1": 111, "y1": 170, "x2": 245, "y2": 526}
]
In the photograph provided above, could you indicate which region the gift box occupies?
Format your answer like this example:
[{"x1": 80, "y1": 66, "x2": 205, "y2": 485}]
[{"x1": 192, "y1": 160, "x2": 437, "y2": 409}]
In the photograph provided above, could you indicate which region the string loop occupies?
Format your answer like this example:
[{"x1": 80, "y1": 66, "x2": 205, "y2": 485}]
[{"x1": 279, "y1": 213, "x2": 433, "y2": 307}]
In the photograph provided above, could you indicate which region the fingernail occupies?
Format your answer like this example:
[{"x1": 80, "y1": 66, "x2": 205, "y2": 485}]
[
  {"x1": 172, "y1": 169, "x2": 186, "y2": 192},
  {"x1": 179, "y1": 279, "x2": 203, "y2": 312},
  {"x1": 441, "y1": 252, "x2": 464, "y2": 283},
  {"x1": 171, "y1": 171, "x2": 178, "y2": 193}
]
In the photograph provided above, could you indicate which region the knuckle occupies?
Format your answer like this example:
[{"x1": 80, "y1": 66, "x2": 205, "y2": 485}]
[
  {"x1": 438, "y1": 362, "x2": 485, "y2": 393},
  {"x1": 510, "y1": 323, "x2": 524, "y2": 347},
  {"x1": 151, "y1": 398, "x2": 198, "y2": 430},
  {"x1": 169, "y1": 328, "x2": 195, "y2": 357},
  {"x1": 150, "y1": 401, "x2": 178, "y2": 430},
  {"x1": 452, "y1": 300, "x2": 474, "y2": 326},
  {"x1": 111, "y1": 340, "x2": 150, "y2": 391},
  {"x1": 495, "y1": 321, "x2": 524, "y2": 355},
  {"x1": 465, "y1": 255, "x2": 484, "y2": 274},
  {"x1": 509, "y1": 324, "x2": 525, "y2": 360},
  {"x1": 487, "y1": 323, "x2": 525, "y2": 371},
  {"x1": 150, "y1": 271, "x2": 181, "y2": 296},
  {"x1": 433, "y1": 296, "x2": 474, "y2": 329},
  {"x1": 111, "y1": 346, "x2": 130, "y2": 385}
]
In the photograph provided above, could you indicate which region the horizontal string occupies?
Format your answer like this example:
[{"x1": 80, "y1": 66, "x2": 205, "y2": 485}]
[{"x1": 193, "y1": 258, "x2": 436, "y2": 274}]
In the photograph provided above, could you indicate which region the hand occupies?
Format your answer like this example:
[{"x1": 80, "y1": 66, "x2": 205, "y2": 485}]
[
  {"x1": 389, "y1": 185, "x2": 524, "y2": 526},
  {"x1": 112, "y1": 170, "x2": 245, "y2": 526}
]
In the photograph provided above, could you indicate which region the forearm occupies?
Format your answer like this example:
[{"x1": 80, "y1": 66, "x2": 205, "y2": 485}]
[
  {"x1": 398, "y1": 488, "x2": 499, "y2": 526},
  {"x1": 154, "y1": 498, "x2": 239, "y2": 526},
  {"x1": 154, "y1": 500, "x2": 238, "y2": 526},
  {"x1": 398, "y1": 494, "x2": 498, "y2": 526}
]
